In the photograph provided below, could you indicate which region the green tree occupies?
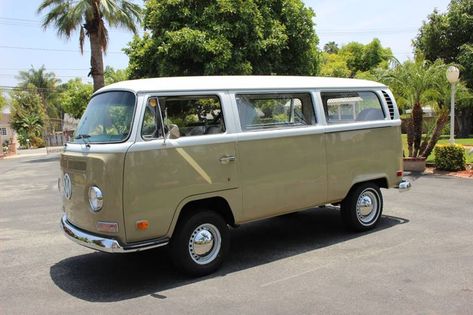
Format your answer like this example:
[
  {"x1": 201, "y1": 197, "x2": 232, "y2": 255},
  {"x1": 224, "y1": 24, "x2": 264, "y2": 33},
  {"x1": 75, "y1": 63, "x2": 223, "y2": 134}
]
[
  {"x1": 38, "y1": 0, "x2": 142, "y2": 92},
  {"x1": 319, "y1": 52, "x2": 350, "y2": 77},
  {"x1": 413, "y1": 9, "x2": 452, "y2": 62},
  {"x1": 16, "y1": 65, "x2": 61, "y2": 119},
  {"x1": 125, "y1": 0, "x2": 320, "y2": 78},
  {"x1": 414, "y1": 0, "x2": 473, "y2": 136},
  {"x1": 58, "y1": 79, "x2": 93, "y2": 119},
  {"x1": 0, "y1": 93, "x2": 5, "y2": 114},
  {"x1": 104, "y1": 66, "x2": 128, "y2": 85},
  {"x1": 10, "y1": 85, "x2": 47, "y2": 147},
  {"x1": 457, "y1": 45, "x2": 473, "y2": 135},
  {"x1": 320, "y1": 39, "x2": 392, "y2": 78}
]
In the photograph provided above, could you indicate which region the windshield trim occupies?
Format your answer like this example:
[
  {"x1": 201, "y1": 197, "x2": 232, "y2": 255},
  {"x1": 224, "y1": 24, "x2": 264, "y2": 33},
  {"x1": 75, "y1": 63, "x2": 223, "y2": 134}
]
[{"x1": 72, "y1": 90, "x2": 138, "y2": 145}]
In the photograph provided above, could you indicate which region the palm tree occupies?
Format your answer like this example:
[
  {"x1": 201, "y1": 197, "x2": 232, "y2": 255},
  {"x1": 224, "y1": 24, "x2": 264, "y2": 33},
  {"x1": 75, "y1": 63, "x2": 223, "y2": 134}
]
[
  {"x1": 17, "y1": 65, "x2": 61, "y2": 118},
  {"x1": 37, "y1": 0, "x2": 141, "y2": 92},
  {"x1": 384, "y1": 58, "x2": 449, "y2": 158}
]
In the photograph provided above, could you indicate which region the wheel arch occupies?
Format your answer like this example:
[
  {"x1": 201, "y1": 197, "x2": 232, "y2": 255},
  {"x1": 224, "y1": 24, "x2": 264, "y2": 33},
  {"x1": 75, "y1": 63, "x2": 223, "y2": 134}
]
[
  {"x1": 350, "y1": 175, "x2": 388, "y2": 192},
  {"x1": 166, "y1": 192, "x2": 238, "y2": 238}
]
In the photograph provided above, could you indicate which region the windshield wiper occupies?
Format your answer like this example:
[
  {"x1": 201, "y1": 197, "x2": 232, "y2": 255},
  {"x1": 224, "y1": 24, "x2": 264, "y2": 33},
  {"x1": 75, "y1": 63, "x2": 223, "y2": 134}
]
[{"x1": 75, "y1": 134, "x2": 91, "y2": 148}]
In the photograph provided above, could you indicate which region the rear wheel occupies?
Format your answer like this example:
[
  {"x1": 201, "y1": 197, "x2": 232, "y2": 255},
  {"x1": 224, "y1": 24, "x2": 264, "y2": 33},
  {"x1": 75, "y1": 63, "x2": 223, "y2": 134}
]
[
  {"x1": 170, "y1": 210, "x2": 229, "y2": 276},
  {"x1": 341, "y1": 182, "x2": 383, "y2": 231}
]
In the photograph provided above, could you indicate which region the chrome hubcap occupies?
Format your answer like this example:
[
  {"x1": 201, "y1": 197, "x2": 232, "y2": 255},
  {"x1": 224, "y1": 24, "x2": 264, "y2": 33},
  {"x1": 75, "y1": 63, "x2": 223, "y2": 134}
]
[
  {"x1": 189, "y1": 223, "x2": 221, "y2": 265},
  {"x1": 193, "y1": 229, "x2": 214, "y2": 256},
  {"x1": 356, "y1": 189, "x2": 379, "y2": 225},
  {"x1": 358, "y1": 195, "x2": 374, "y2": 216}
]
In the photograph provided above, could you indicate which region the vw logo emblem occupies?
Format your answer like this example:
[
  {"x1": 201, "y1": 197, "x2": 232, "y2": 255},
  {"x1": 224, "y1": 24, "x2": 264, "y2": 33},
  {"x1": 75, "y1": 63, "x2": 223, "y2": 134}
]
[{"x1": 63, "y1": 173, "x2": 72, "y2": 200}]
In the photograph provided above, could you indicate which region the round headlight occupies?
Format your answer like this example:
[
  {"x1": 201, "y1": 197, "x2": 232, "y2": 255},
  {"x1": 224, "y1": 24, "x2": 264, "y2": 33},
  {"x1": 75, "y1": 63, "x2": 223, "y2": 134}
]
[{"x1": 88, "y1": 186, "x2": 103, "y2": 212}]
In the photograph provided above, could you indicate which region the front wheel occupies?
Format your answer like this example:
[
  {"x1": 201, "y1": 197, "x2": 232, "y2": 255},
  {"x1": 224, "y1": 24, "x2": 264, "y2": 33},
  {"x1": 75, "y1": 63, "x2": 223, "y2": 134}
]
[
  {"x1": 341, "y1": 182, "x2": 383, "y2": 232},
  {"x1": 170, "y1": 210, "x2": 229, "y2": 276}
]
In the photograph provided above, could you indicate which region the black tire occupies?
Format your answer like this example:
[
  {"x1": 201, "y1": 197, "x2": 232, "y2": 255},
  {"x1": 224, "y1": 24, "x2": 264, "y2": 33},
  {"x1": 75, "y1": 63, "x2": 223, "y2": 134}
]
[
  {"x1": 170, "y1": 210, "x2": 229, "y2": 276},
  {"x1": 341, "y1": 182, "x2": 383, "y2": 232}
]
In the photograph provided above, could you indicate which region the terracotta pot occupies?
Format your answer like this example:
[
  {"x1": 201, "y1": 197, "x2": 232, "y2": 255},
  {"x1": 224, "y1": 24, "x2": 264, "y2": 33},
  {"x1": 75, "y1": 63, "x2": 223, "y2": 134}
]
[{"x1": 403, "y1": 157, "x2": 427, "y2": 172}]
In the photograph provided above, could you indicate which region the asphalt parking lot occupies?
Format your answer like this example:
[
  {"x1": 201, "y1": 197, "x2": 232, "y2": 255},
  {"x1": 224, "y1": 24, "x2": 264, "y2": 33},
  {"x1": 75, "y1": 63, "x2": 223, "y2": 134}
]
[{"x1": 1, "y1": 154, "x2": 472, "y2": 314}]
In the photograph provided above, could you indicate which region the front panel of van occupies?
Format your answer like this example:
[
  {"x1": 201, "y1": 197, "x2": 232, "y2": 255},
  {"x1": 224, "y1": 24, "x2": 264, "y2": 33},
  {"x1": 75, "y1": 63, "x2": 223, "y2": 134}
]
[
  {"x1": 60, "y1": 90, "x2": 137, "y2": 244},
  {"x1": 61, "y1": 149, "x2": 129, "y2": 243}
]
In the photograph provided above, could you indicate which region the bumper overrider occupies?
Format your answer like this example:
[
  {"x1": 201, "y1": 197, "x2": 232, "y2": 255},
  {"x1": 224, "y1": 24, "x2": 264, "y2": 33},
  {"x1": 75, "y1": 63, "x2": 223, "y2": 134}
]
[
  {"x1": 60, "y1": 215, "x2": 169, "y2": 253},
  {"x1": 396, "y1": 178, "x2": 411, "y2": 192}
]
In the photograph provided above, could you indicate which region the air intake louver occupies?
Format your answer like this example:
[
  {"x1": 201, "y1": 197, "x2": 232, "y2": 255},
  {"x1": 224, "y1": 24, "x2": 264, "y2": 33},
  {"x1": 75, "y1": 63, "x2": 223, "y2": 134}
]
[{"x1": 382, "y1": 91, "x2": 395, "y2": 120}]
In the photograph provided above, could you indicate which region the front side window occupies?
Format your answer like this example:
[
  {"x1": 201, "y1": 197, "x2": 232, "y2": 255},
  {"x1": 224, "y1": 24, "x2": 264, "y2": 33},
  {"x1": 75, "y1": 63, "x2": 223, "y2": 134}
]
[
  {"x1": 141, "y1": 95, "x2": 225, "y2": 139},
  {"x1": 73, "y1": 91, "x2": 135, "y2": 143},
  {"x1": 321, "y1": 91, "x2": 385, "y2": 123},
  {"x1": 236, "y1": 93, "x2": 315, "y2": 131}
]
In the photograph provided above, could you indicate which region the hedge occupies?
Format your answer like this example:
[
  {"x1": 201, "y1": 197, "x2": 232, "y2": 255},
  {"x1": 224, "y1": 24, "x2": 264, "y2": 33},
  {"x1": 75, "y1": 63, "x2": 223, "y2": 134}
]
[{"x1": 434, "y1": 144, "x2": 466, "y2": 171}]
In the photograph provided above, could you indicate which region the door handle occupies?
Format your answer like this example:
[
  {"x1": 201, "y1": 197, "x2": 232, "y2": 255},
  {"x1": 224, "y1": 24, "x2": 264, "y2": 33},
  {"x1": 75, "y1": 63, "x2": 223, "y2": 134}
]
[{"x1": 219, "y1": 155, "x2": 236, "y2": 164}]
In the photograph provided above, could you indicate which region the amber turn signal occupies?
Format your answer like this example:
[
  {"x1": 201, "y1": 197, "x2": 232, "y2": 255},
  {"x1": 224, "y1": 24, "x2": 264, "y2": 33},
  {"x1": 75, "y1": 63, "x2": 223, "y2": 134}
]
[{"x1": 136, "y1": 220, "x2": 149, "y2": 230}]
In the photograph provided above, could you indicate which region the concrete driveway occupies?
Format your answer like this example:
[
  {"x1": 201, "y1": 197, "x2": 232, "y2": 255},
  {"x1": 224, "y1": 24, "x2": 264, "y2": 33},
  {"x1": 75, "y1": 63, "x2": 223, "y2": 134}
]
[{"x1": 1, "y1": 155, "x2": 472, "y2": 314}]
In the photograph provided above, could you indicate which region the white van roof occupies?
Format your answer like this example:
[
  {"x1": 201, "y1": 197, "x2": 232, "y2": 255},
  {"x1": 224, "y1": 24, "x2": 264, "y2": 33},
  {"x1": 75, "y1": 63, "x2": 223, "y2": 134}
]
[{"x1": 97, "y1": 75, "x2": 386, "y2": 94}]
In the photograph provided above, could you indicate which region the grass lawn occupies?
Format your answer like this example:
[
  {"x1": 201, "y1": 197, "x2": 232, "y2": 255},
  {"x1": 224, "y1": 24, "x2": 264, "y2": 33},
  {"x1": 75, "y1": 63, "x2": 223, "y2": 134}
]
[{"x1": 401, "y1": 134, "x2": 473, "y2": 164}]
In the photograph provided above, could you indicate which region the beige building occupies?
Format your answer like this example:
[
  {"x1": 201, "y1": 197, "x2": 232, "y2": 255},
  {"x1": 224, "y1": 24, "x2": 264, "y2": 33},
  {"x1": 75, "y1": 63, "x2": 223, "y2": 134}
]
[{"x1": 0, "y1": 106, "x2": 17, "y2": 153}]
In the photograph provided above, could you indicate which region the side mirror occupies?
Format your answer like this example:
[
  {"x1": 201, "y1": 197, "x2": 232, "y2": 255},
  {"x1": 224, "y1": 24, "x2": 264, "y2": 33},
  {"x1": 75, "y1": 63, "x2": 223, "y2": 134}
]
[{"x1": 166, "y1": 124, "x2": 180, "y2": 139}]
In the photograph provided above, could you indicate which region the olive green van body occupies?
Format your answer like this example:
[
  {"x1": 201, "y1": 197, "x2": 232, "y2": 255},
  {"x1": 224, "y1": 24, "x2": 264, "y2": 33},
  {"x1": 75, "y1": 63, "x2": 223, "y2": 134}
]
[{"x1": 60, "y1": 76, "x2": 405, "y2": 252}]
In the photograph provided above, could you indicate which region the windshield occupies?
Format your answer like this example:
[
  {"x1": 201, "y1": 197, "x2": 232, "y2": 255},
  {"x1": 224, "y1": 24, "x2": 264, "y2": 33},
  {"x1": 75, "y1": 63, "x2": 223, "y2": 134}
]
[{"x1": 73, "y1": 91, "x2": 136, "y2": 143}]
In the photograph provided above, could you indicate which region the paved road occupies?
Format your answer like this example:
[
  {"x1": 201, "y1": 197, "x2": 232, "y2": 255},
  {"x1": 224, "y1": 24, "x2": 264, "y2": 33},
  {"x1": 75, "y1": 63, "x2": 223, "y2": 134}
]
[{"x1": 1, "y1": 155, "x2": 473, "y2": 314}]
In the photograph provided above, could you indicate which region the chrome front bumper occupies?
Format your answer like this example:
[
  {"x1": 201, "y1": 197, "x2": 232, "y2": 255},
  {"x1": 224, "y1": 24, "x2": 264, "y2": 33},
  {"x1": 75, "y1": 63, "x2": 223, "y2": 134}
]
[
  {"x1": 396, "y1": 178, "x2": 411, "y2": 192},
  {"x1": 60, "y1": 215, "x2": 169, "y2": 253}
]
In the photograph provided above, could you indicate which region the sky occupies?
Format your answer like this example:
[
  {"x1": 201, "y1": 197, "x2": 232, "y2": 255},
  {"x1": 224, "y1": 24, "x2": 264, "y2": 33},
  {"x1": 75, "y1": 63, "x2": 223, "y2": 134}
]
[{"x1": 0, "y1": 0, "x2": 451, "y2": 91}]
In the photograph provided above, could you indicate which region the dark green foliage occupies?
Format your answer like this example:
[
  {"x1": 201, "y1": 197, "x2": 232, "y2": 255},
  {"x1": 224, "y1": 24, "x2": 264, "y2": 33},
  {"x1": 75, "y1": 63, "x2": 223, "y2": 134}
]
[
  {"x1": 104, "y1": 66, "x2": 129, "y2": 85},
  {"x1": 434, "y1": 144, "x2": 466, "y2": 171},
  {"x1": 125, "y1": 0, "x2": 320, "y2": 77},
  {"x1": 414, "y1": 0, "x2": 473, "y2": 137},
  {"x1": 58, "y1": 79, "x2": 93, "y2": 119},
  {"x1": 10, "y1": 87, "x2": 47, "y2": 147},
  {"x1": 323, "y1": 41, "x2": 339, "y2": 54}
]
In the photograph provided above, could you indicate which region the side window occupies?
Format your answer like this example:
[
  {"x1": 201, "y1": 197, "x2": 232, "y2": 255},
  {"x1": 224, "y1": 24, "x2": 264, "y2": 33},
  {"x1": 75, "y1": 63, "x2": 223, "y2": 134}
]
[
  {"x1": 142, "y1": 95, "x2": 225, "y2": 139},
  {"x1": 141, "y1": 104, "x2": 158, "y2": 139},
  {"x1": 236, "y1": 93, "x2": 315, "y2": 131},
  {"x1": 321, "y1": 91, "x2": 385, "y2": 123}
]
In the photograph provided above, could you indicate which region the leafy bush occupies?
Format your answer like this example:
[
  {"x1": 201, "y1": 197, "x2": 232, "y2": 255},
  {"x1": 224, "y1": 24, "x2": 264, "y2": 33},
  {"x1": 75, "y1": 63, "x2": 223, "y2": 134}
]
[
  {"x1": 30, "y1": 136, "x2": 45, "y2": 148},
  {"x1": 16, "y1": 132, "x2": 28, "y2": 148},
  {"x1": 434, "y1": 144, "x2": 466, "y2": 171}
]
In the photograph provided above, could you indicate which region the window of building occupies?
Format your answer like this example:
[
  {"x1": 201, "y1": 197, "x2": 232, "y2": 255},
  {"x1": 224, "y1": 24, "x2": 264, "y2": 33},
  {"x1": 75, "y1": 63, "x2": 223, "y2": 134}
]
[{"x1": 0, "y1": 127, "x2": 7, "y2": 136}]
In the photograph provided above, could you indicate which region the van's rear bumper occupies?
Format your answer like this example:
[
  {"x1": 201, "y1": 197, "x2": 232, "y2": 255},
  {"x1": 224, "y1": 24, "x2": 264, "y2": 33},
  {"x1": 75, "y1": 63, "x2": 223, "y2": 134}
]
[{"x1": 60, "y1": 215, "x2": 169, "y2": 253}]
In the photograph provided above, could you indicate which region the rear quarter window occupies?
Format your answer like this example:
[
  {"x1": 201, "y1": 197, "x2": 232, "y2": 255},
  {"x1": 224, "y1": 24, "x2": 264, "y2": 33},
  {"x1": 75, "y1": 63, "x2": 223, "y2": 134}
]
[{"x1": 321, "y1": 91, "x2": 385, "y2": 124}]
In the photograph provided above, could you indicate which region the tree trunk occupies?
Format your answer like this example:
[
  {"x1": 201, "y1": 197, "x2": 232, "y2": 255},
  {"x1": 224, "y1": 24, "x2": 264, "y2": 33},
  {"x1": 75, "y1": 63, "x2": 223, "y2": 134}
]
[
  {"x1": 420, "y1": 109, "x2": 449, "y2": 158},
  {"x1": 457, "y1": 107, "x2": 473, "y2": 138},
  {"x1": 406, "y1": 118, "x2": 414, "y2": 157},
  {"x1": 89, "y1": 32, "x2": 105, "y2": 92},
  {"x1": 412, "y1": 102, "x2": 423, "y2": 157}
]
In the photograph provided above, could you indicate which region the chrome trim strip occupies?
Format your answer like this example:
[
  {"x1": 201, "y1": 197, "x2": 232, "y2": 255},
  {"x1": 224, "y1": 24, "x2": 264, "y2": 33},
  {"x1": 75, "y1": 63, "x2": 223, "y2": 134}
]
[
  {"x1": 396, "y1": 178, "x2": 411, "y2": 192},
  {"x1": 60, "y1": 215, "x2": 169, "y2": 253}
]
